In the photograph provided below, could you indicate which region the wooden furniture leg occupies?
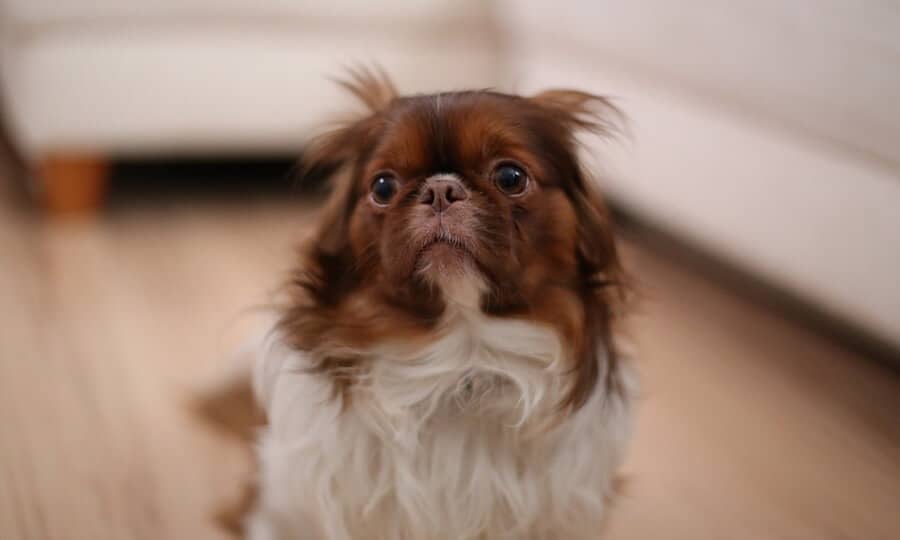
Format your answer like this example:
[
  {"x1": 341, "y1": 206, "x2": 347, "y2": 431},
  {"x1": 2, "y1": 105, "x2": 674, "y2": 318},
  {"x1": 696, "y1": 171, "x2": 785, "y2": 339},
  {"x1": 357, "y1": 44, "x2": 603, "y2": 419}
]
[{"x1": 37, "y1": 153, "x2": 110, "y2": 216}]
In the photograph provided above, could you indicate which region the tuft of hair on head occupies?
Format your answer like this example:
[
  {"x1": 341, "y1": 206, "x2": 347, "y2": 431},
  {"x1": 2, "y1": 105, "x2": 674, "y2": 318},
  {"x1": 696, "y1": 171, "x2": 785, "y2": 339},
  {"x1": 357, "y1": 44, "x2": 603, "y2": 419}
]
[
  {"x1": 296, "y1": 65, "x2": 397, "y2": 184},
  {"x1": 333, "y1": 64, "x2": 399, "y2": 113},
  {"x1": 530, "y1": 89, "x2": 626, "y2": 139}
]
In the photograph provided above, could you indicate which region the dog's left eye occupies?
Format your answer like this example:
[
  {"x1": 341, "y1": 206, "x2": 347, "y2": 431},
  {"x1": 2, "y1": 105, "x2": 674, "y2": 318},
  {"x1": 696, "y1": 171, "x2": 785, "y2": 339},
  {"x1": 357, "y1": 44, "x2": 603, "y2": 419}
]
[
  {"x1": 493, "y1": 164, "x2": 528, "y2": 195},
  {"x1": 371, "y1": 175, "x2": 399, "y2": 205}
]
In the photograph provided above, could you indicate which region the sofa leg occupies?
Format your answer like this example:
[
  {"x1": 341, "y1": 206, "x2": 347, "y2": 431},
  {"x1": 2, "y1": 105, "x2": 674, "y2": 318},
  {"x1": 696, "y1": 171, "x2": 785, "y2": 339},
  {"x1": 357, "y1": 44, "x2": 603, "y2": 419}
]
[{"x1": 37, "y1": 154, "x2": 110, "y2": 216}]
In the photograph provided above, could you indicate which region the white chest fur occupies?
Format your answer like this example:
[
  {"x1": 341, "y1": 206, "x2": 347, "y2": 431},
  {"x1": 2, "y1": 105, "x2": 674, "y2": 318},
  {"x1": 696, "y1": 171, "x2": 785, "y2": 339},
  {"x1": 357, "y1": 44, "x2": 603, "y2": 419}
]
[{"x1": 248, "y1": 308, "x2": 633, "y2": 540}]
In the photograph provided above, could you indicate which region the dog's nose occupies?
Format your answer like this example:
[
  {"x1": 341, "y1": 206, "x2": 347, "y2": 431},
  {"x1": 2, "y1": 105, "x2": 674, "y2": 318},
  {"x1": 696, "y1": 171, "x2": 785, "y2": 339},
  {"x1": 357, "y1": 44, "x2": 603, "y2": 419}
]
[{"x1": 419, "y1": 177, "x2": 468, "y2": 212}]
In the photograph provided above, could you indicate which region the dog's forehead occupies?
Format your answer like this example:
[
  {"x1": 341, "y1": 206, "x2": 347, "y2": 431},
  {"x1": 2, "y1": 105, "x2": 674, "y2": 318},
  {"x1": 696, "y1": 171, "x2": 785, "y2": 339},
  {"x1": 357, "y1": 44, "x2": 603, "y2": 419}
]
[{"x1": 371, "y1": 93, "x2": 535, "y2": 173}]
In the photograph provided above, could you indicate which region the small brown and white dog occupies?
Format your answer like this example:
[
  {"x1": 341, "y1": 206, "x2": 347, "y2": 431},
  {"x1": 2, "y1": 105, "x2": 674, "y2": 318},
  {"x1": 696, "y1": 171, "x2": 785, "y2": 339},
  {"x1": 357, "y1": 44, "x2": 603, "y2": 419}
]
[{"x1": 237, "y1": 70, "x2": 634, "y2": 540}]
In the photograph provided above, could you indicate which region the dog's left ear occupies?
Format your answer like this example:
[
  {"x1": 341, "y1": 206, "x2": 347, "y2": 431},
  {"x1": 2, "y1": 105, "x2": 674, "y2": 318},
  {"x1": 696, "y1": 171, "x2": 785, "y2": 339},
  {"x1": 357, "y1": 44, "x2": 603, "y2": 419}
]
[
  {"x1": 531, "y1": 89, "x2": 628, "y2": 409},
  {"x1": 529, "y1": 89, "x2": 625, "y2": 287}
]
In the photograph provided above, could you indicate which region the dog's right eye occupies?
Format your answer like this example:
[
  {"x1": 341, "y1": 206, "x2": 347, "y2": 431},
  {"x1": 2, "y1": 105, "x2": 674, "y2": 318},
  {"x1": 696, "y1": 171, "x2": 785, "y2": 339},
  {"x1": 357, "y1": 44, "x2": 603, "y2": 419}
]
[{"x1": 371, "y1": 175, "x2": 399, "y2": 205}]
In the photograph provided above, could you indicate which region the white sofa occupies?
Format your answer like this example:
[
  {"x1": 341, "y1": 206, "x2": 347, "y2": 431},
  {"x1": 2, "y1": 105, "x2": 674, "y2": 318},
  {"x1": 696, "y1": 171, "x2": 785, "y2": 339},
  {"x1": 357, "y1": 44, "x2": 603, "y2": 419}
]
[{"x1": 0, "y1": 0, "x2": 504, "y2": 157}]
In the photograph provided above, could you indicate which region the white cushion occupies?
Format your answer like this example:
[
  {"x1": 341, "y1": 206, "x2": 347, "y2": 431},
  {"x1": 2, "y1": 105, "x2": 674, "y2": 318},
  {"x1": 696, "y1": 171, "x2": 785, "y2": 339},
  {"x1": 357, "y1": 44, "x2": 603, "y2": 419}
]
[
  {"x1": 1, "y1": 0, "x2": 485, "y2": 26},
  {"x1": 0, "y1": 26, "x2": 502, "y2": 156}
]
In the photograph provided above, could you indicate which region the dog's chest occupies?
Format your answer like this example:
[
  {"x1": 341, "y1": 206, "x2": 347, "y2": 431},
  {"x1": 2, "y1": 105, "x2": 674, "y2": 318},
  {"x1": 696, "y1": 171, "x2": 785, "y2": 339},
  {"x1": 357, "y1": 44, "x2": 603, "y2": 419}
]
[{"x1": 254, "y1": 316, "x2": 628, "y2": 540}]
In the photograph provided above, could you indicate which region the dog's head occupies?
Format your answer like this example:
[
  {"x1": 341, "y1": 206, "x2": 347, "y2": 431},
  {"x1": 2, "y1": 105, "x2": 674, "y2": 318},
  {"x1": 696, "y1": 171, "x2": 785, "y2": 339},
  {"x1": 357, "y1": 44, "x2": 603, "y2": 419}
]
[{"x1": 281, "y1": 69, "x2": 627, "y2": 410}]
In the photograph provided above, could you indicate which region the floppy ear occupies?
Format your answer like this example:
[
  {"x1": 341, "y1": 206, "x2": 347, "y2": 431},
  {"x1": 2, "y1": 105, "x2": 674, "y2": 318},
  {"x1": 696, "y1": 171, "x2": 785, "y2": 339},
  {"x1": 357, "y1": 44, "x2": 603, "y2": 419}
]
[
  {"x1": 531, "y1": 89, "x2": 629, "y2": 408},
  {"x1": 300, "y1": 66, "x2": 398, "y2": 255},
  {"x1": 300, "y1": 122, "x2": 372, "y2": 255},
  {"x1": 529, "y1": 88, "x2": 625, "y2": 288},
  {"x1": 559, "y1": 164, "x2": 628, "y2": 409}
]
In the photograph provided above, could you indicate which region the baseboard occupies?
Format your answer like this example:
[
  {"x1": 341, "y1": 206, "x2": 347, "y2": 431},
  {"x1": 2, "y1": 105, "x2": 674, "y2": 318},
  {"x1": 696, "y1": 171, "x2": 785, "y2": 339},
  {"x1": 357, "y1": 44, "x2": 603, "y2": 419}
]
[{"x1": 609, "y1": 200, "x2": 900, "y2": 370}]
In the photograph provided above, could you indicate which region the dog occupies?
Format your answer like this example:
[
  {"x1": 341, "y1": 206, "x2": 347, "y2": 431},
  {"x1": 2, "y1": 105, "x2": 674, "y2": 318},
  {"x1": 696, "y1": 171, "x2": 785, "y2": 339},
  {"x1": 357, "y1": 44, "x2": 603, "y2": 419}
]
[{"x1": 238, "y1": 69, "x2": 634, "y2": 540}]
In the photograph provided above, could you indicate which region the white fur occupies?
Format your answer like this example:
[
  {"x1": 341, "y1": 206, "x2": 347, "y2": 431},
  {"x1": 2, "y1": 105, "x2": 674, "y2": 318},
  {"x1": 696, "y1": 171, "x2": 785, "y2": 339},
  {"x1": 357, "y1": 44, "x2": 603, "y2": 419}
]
[{"x1": 248, "y1": 277, "x2": 634, "y2": 540}]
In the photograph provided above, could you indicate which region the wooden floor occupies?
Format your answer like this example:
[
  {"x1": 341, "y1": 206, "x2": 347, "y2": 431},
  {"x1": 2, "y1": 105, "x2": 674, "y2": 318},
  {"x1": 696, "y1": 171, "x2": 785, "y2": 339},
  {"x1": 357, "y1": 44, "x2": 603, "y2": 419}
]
[{"x1": 1, "y1": 176, "x2": 898, "y2": 540}]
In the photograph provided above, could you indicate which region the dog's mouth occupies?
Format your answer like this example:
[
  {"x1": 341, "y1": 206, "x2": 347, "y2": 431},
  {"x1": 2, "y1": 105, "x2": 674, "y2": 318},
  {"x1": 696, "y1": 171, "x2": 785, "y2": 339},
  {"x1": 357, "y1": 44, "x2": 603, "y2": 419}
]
[
  {"x1": 422, "y1": 232, "x2": 470, "y2": 253},
  {"x1": 416, "y1": 232, "x2": 476, "y2": 268}
]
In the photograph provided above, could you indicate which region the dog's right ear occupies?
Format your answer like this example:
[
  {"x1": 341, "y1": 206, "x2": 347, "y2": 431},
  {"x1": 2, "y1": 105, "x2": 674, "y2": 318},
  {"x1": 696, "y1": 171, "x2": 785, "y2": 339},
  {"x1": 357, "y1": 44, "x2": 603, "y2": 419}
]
[
  {"x1": 299, "y1": 120, "x2": 373, "y2": 255},
  {"x1": 300, "y1": 66, "x2": 397, "y2": 255}
]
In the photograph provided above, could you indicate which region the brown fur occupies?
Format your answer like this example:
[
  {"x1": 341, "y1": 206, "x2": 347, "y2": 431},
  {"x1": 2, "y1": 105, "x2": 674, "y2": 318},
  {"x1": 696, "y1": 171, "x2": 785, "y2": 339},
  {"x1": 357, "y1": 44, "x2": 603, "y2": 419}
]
[{"x1": 281, "y1": 69, "x2": 628, "y2": 411}]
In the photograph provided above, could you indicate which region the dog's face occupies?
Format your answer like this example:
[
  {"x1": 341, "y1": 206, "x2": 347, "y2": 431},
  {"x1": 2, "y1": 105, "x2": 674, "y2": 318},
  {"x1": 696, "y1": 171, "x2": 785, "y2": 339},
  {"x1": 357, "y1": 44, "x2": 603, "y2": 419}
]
[
  {"x1": 283, "y1": 71, "x2": 625, "y2": 409},
  {"x1": 345, "y1": 91, "x2": 596, "y2": 310}
]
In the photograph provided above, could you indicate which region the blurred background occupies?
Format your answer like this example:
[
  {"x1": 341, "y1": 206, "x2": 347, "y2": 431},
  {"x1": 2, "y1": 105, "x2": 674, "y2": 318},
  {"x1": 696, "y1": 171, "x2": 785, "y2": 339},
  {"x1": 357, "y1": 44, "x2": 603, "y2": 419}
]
[{"x1": 1, "y1": 1, "x2": 898, "y2": 539}]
